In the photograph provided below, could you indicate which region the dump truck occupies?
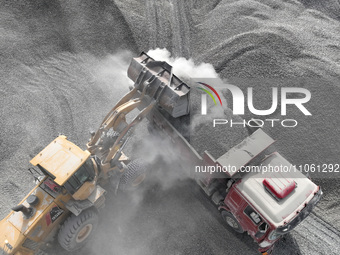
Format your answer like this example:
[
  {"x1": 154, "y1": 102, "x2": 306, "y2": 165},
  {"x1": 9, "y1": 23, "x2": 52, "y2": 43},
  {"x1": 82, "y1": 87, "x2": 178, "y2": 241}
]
[
  {"x1": 128, "y1": 53, "x2": 322, "y2": 254},
  {"x1": 0, "y1": 52, "x2": 321, "y2": 255}
]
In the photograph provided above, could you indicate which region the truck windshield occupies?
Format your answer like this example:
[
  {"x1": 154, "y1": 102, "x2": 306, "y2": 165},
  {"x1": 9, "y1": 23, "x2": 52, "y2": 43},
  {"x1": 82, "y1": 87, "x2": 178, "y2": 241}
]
[{"x1": 64, "y1": 159, "x2": 95, "y2": 195}]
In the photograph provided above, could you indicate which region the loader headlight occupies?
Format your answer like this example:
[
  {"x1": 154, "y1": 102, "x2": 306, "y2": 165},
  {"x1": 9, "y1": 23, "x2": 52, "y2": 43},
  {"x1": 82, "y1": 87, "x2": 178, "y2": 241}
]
[{"x1": 5, "y1": 239, "x2": 13, "y2": 250}]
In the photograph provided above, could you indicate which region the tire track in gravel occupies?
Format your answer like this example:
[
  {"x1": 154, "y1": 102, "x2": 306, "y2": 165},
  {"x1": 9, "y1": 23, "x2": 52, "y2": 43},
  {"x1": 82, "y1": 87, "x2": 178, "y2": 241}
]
[
  {"x1": 291, "y1": 213, "x2": 340, "y2": 254},
  {"x1": 146, "y1": 0, "x2": 158, "y2": 49},
  {"x1": 36, "y1": 53, "x2": 79, "y2": 138},
  {"x1": 145, "y1": 0, "x2": 191, "y2": 57},
  {"x1": 169, "y1": 0, "x2": 191, "y2": 57}
]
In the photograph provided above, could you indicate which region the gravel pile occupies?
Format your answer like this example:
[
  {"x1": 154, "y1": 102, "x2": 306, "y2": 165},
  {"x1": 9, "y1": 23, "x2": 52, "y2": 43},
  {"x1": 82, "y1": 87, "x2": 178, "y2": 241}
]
[{"x1": 0, "y1": 0, "x2": 339, "y2": 254}]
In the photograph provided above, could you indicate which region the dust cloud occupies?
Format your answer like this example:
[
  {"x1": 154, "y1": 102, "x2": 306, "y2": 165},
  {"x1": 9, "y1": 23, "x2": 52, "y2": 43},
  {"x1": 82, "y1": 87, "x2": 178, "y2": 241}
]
[
  {"x1": 147, "y1": 48, "x2": 235, "y2": 128},
  {"x1": 147, "y1": 48, "x2": 218, "y2": 78},
  {"x1": 79, "y1": 49, "x2": 237, "y2": 255}
]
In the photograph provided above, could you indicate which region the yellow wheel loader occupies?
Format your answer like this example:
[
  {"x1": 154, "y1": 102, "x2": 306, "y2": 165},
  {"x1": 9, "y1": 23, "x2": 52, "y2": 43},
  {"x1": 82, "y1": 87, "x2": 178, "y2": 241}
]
[{"x1": 0, "y1": 52, "x2": 189, "y2": 255}]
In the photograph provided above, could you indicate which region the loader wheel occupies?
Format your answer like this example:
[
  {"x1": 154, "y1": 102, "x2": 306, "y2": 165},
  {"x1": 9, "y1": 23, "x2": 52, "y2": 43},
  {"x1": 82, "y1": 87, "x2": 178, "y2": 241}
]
[
  {"x1": 58, "y1": 207, "x2": 98, "y2": 251},
  {"x1": 119, "y1": 159, "x2": 147, "y2": 191},
  {"x1": 221, "y1": 210, "x2": 244, "y2": 233}
]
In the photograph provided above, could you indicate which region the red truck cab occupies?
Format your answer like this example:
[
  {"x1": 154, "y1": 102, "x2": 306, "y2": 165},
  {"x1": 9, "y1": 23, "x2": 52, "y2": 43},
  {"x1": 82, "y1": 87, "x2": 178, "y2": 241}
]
[
  {"x1": 199, "y1": 129, "x2": 322, "y2": 254},
  {"x1": 223, "y1": 153, "x2": 322, "y2": 253}
]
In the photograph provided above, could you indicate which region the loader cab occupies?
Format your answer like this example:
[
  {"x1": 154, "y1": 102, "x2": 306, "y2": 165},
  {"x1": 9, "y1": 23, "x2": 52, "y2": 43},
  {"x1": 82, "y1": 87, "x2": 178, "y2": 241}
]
[
  {"x1": 30, "y1": 135, "x2": 97, "y2": 200},
  {"x1": 63, "y1": 159, "x2": 95, "y2": 195}
]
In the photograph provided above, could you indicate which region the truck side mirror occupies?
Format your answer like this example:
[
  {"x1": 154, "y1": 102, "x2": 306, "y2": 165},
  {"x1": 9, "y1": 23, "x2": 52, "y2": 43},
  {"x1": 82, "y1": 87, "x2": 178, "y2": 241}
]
[{"x1": 255, "y1": 222, "x2": 268, "y2": 238}]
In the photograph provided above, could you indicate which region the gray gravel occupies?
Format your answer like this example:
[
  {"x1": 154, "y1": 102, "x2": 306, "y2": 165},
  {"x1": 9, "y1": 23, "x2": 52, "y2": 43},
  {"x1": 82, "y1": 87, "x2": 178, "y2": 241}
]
[{"x1": 0, "y1": 0, "x2": 340, "y2": 255}]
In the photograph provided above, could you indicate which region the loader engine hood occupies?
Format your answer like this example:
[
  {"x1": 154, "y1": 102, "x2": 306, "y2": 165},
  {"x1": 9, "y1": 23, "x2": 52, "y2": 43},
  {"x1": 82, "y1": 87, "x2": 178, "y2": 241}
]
[{"x1": 0, "y1": 184, "x2": 64, "y2": 254}]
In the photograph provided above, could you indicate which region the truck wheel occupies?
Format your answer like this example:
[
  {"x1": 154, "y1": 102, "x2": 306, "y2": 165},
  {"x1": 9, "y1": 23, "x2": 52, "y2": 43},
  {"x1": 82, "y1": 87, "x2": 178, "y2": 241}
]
[
  {"x1": 58, "y1": 208, "x2": 98, "y2": 251},
  {"x1": 221, "y1": 210, "x2": 244, "y2": 233},
  {"x1": 119, "y1": 159, "x2": 147, "y2": 190}
]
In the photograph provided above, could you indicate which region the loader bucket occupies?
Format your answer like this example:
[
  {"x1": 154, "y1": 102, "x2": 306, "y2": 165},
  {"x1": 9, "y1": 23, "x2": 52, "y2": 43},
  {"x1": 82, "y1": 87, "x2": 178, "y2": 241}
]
[{"x1": 127, "y1": 52, "x2": 190, "y2": 118}]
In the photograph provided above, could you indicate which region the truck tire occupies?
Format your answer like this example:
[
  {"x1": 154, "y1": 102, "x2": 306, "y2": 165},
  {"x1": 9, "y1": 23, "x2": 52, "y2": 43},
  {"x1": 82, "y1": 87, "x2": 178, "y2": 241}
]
[
  {"x1": 58, "y1": 207, "x2": 98, "y2": 251},
  {"x1": 119, "y1": 159, "x2": 147, "y2": 191},
  {"x1": 221, "y1": 210, "x2": 244, "y2": 233}
]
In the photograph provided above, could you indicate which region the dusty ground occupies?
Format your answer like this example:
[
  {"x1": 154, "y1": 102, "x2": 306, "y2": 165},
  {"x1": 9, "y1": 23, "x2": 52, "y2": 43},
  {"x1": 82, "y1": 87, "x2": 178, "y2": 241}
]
[{"x1": 0, "y1": 0, "x2": 340, "y2": 254}]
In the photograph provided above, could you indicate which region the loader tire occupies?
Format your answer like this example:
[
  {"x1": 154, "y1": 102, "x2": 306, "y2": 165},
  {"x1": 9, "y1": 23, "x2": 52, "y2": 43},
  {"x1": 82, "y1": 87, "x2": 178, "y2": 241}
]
[
  {"x1": 58, "y1": 207, "x2": 98, "y2": 252},
  {"x1": 119, "y1": 159, "x2": 147, "y2": 190},
  {"x1": 221, "y1": 210, "x2": 244, "y2": 233}
]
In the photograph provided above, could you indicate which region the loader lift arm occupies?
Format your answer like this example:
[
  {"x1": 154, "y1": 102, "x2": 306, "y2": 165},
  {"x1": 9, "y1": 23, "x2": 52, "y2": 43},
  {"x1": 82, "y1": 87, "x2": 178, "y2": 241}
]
[{"x1": 86, "y1": 52, "x2": 190, "y2": 178}]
